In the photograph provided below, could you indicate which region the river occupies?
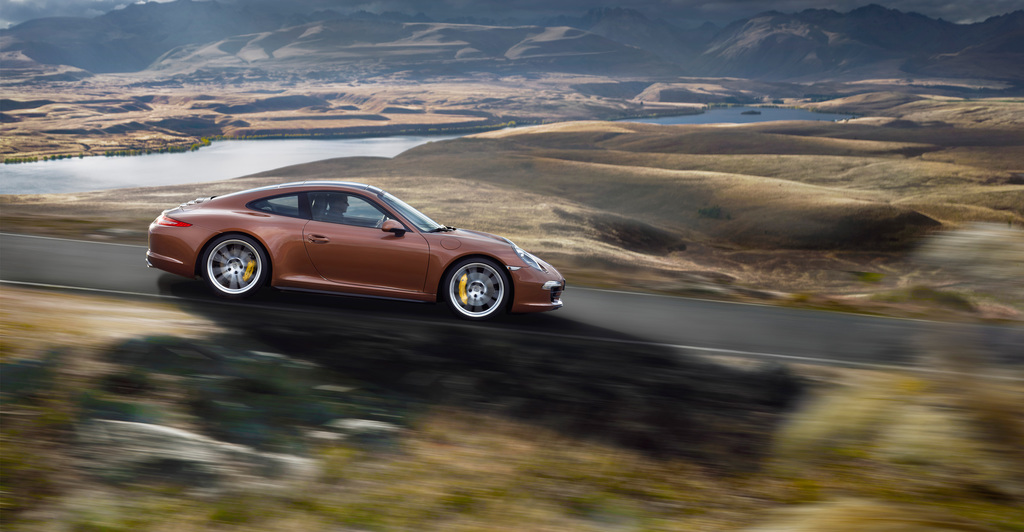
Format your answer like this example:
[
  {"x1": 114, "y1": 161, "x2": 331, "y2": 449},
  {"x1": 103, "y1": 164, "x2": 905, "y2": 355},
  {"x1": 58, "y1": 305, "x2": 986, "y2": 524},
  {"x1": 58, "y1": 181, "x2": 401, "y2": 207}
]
[{"x1": 1, "y1": 108, "x2": 854, "y2": 194}]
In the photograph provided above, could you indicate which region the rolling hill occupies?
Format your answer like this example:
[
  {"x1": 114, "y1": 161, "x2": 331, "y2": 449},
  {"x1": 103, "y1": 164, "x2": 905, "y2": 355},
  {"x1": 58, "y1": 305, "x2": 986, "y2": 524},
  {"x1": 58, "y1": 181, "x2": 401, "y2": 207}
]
[
  {"x1": 693, "y1": 5, "x2": 1024, "y2": 81},
  {"x1": 1, "y1": 1, "x2": 1021, "y2": 82},
  {"x1": 0, "y1": 0, "x2": 278, "y2": 73},
  {"x1": 146, "y1": 20, "x2": 680, "y2": 78},
  {"x1": 4, "y1": 111, "x2": 1020, "y2": 297}
]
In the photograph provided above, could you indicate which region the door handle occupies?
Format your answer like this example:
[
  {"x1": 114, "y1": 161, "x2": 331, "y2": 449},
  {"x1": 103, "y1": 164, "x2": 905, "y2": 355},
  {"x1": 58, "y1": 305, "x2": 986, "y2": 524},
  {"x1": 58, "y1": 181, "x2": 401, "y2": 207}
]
[{"x1": 307, "y1": 234, "x2": 330, "y2": 244}]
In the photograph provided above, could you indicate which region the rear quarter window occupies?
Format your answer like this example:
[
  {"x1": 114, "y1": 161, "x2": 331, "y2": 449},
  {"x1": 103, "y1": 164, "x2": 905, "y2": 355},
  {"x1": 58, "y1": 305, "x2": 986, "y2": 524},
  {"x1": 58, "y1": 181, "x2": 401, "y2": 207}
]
[{"x1": 247, "y1": 194, "x2": 306, "y2": 219}]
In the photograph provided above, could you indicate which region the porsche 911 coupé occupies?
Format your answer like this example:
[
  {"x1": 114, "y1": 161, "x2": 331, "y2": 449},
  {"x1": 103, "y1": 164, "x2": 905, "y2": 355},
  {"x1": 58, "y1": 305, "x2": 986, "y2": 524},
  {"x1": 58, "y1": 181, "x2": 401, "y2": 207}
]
[{"x1": 147, "y1": 181, "x2": 565, "y2": 320}]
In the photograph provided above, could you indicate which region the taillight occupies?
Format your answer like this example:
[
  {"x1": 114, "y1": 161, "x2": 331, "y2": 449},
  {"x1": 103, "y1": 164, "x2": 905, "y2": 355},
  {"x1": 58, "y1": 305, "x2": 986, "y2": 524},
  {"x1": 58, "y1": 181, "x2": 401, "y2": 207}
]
[{"x1": 154, "y1": 214, "x2": 192, "y2": 227}]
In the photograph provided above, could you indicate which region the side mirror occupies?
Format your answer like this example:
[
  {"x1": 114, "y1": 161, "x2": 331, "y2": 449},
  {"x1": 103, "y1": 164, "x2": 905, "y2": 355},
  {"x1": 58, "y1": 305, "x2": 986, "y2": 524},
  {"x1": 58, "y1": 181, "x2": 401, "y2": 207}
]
[{"x1": 381, "y1": 219, "x2": 406, "y2": 237}]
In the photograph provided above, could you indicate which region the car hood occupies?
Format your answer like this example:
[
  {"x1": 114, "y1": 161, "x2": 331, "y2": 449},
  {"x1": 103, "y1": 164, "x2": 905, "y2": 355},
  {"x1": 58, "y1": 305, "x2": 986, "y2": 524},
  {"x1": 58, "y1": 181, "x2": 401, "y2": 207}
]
[{"x1": 447, "y1": 228, "x2": 509, "y2": 245}]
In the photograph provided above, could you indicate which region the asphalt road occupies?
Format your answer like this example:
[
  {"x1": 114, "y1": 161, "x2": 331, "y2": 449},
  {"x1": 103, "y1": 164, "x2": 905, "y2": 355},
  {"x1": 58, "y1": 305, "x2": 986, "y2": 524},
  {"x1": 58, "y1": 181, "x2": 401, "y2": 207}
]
[{"x1": 2, "y1": 232, "x2": 1022, "y2": 377}]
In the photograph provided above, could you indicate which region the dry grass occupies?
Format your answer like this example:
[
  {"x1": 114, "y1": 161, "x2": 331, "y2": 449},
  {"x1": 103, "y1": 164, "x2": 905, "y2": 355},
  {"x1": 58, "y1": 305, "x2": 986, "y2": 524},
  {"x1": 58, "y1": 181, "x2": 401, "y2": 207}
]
[
  {"x1": 3, "y1": 287, "x2": 1023, "y2": 531},
  {"x1": 744, "y1": 497, "x2": 1003, "y2": 532},
  {"x1": 812, "y1": 94, "x2": 1024, "y2": 129},
  {"x1": 264, "y1": 116, "x2": 1019, "y2": 305},
  {"x1": 770, "y1": 366, "x2": 1024, "y2": 529},
  {"x1": 0, "y1": 287, "x2": 223, "y2": 359},
  {"x1": 0, "y1": 75, "x2": 650, "y2": 160}
]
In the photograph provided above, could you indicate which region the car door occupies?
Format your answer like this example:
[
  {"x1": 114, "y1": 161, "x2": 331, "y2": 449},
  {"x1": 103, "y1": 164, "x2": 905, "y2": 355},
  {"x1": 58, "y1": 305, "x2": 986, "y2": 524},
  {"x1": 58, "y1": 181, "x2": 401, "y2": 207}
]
[
  {"x1": 243, "y1": 191, "x2": 323, "y2": 284},
  {"x1": 303, "y1": 191, "x2": 431, "y2": 294}
]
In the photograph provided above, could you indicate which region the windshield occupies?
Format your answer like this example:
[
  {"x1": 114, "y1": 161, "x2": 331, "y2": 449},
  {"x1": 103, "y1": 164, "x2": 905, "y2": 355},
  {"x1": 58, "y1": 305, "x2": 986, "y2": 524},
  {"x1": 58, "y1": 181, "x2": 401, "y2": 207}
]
[{"x1": 379, "y1": 192, "x2": 443, "y2": 233}]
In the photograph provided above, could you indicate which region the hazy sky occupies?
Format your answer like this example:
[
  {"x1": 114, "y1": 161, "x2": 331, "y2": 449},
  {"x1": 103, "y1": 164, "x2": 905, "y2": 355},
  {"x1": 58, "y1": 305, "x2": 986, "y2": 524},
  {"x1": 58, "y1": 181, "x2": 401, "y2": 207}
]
[{"x1": 1, "y1": 0, "x2": 1020, "y2": 28}]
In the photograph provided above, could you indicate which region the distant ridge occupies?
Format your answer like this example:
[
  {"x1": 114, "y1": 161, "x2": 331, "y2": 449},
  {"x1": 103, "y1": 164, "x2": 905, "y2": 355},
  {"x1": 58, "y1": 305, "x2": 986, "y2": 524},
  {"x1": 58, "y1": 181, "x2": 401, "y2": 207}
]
[
  {"x1": 694, "y1": 5, "x2": 1024, "y2": 80},
  {"x1": 1, "y1": 1, "x2": 1021, "y2": 81},
  {"x1": 145, "y1": 19, "x2": 680, "y2": 78}
]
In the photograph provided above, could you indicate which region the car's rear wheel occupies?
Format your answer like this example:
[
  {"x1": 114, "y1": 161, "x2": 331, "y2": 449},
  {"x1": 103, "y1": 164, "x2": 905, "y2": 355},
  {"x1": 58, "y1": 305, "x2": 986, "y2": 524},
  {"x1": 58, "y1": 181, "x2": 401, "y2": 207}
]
[
  {"x1": 443, "y1": 258, "x2": 510, "y2": 320},
  {"x1": 202, "y1": 234, "x2": 268, "y2": 298}
]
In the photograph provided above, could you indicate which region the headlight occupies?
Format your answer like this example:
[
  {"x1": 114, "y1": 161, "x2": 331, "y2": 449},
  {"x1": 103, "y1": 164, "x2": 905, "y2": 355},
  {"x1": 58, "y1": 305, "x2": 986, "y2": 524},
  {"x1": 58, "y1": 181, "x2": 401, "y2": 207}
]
[{"x1": 511, "y1": 242, "x2": 544, "y2": 271}]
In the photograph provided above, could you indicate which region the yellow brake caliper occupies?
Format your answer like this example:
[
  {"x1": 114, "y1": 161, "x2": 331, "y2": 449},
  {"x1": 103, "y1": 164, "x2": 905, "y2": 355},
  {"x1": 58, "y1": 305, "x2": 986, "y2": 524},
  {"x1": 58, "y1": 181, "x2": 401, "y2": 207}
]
[
  {"x1": 458, "y1": 273, "x2": 469, "y2": 305},
  {"x1": 242, "y1": 260, "x2": 256, "y2": 282}
]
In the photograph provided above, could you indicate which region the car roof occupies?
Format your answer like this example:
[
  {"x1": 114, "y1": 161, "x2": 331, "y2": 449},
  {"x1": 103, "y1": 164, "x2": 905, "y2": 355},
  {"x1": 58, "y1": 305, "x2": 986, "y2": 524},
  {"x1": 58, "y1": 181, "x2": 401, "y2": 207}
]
[
  {"x1": 299, "y1": 181, "x2": 380, "y2": 193},
  {"x1": 218, "y1": 181, "x2": 384, "y2": 200}
]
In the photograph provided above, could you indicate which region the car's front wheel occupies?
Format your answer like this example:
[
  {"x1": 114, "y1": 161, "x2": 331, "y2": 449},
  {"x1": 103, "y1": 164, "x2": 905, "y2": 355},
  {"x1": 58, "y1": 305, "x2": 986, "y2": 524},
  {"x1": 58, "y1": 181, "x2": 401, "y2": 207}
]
[
  {"x1": 201, "y1": 234, "x2": 269, "y2": 298},
  {"x1": 443, "y1": 258, "x2": 510, "y2": 320}
]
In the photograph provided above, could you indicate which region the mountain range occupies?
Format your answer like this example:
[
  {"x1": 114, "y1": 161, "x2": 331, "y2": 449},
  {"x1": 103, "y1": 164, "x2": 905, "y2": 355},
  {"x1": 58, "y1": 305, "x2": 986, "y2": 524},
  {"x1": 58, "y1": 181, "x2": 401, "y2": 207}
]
[{"x1": 1, "y1": 1, "x2": 1021, "y2": 82}]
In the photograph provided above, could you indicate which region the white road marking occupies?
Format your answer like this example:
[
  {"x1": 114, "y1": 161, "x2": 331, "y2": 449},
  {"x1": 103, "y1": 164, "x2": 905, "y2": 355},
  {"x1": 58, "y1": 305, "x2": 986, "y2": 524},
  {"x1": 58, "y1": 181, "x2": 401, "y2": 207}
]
[
  {"x1": 0, "y1": 232, "x2": 146, "y2": 249},
  {"x1": 1, "y1": 279, "x2": 185, "y2": 301}
]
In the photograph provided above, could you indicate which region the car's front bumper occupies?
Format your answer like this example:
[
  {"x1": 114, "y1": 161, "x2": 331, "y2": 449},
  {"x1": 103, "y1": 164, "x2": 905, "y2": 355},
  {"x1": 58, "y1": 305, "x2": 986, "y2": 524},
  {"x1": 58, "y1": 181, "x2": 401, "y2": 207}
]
[{"x1": 508, "y1": 263, "x2": 565, "y2": 313}]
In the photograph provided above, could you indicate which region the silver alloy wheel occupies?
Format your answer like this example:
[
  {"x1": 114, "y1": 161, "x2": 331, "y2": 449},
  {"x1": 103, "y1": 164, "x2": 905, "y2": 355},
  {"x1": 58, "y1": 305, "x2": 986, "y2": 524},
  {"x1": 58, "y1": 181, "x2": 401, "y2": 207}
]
[
  {"x1": 206, "y1": 238, "x2": 263, "y2": 296},
  {"x1": 448, "y1": 260, "x2": 507, "y2": 319}
]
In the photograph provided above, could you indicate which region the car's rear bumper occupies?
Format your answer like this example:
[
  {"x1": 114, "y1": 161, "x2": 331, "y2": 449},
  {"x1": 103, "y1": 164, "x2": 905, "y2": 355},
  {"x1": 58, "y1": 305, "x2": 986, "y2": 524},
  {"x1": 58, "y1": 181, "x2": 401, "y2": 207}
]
[
  {"x1": 146, "y1": 249, "x2": 191, "y2": 276},
  {"x1": 147, "y1": 222, "x2": 216, "y2": 279}
]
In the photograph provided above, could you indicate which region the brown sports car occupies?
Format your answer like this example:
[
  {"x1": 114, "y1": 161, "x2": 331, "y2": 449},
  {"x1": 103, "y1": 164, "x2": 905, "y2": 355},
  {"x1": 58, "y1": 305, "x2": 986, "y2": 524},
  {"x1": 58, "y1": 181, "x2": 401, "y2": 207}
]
[{"x1": 147, "y1": 181, "x2": 565, "y2": 320}]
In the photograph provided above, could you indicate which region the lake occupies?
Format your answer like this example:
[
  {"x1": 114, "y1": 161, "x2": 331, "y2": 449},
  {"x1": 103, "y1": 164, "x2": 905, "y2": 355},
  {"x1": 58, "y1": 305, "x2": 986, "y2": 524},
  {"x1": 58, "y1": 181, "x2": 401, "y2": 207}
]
[
  {"x1": 1, "y1": 107, "x2": 854, "y2": 194},
  {"x1": 0, "y1": 135, "x2": 461, "y2": 195}
]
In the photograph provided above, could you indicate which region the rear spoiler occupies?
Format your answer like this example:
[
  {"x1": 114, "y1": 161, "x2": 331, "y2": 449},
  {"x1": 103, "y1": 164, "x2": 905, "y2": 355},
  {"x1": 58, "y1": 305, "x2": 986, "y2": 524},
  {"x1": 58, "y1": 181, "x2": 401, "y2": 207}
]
[{"x1": 178, "y1": 196, "x2": 215, "y2": 209}]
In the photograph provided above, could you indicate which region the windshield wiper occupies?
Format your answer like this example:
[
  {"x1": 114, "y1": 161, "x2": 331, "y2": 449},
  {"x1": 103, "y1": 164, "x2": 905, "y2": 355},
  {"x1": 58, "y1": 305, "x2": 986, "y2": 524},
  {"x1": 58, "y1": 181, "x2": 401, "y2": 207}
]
[{"x1": 429, "y1": 226, "x2": 457, "y2": 233}]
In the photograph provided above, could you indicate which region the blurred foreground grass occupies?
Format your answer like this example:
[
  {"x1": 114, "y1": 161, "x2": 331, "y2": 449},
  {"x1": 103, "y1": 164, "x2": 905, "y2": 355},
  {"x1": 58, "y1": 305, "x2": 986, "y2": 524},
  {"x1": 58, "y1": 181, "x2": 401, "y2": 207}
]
[{"x1": 2, "y1": 286, "x2": 1023, "y2": 531}]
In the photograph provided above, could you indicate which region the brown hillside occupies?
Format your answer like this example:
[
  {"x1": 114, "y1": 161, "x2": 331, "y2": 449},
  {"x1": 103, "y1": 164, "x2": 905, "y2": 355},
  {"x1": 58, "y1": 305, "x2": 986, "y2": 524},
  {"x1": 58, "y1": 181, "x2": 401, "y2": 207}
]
[{"x1": 3, "y1": 115, "x2": 1021, "y2": 304}]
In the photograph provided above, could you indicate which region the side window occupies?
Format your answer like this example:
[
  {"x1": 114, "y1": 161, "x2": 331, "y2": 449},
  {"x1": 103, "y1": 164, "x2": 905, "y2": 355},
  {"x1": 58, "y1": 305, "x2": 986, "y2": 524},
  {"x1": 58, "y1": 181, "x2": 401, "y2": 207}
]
[
  {"x1": 247, "y1": 193, "x2": 305, "y2": 218},
  {"x1": 310, "y1": 192, "x2": 389, "y2": 228}
]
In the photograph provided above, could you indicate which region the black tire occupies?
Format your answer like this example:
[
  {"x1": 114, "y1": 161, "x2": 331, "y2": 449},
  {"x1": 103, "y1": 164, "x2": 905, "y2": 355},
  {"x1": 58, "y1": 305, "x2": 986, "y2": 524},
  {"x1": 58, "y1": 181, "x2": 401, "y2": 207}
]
[
  {"x1": 201, "y1": 234, "x2": 269, "y2": 298},
  {"x1": 443, "y1": 258, "x2": 510, "y2": 320}
]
